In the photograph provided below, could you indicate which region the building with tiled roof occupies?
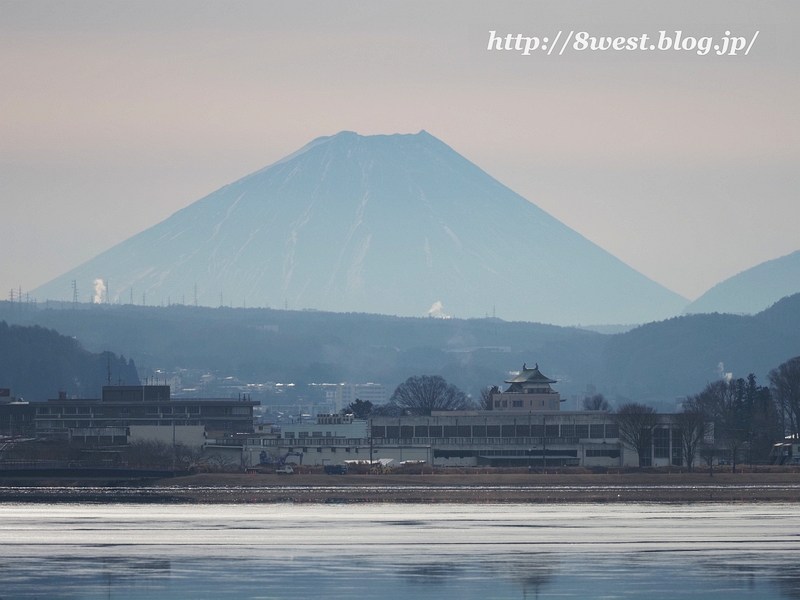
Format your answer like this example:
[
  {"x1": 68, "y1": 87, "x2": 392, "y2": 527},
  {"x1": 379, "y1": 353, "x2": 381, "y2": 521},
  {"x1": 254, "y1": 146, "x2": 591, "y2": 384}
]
[{"x1": 491, "y1": 363, "x2": 564, "y2": 411}]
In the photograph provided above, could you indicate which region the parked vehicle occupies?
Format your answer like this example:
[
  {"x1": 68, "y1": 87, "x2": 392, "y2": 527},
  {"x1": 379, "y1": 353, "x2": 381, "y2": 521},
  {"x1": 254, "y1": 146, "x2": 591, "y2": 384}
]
[
  {"x1": 275, "y1": 466, "x2": 294, "y2": 475},
  {"x1": 324, "y1": 464, "x2": 348, "y2": 475}
]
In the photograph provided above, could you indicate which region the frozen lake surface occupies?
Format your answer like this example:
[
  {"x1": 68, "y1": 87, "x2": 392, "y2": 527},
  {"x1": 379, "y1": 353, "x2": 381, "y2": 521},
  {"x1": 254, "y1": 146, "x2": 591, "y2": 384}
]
[{"x1": 1, "y1": 502, "x2": 799, "y2": 599}]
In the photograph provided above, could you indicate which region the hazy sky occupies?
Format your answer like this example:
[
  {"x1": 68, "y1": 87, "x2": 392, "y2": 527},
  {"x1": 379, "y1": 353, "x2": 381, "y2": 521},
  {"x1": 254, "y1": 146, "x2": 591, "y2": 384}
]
[{"x1": 2, "y1": 0, "x2": 798, "y2": 301}]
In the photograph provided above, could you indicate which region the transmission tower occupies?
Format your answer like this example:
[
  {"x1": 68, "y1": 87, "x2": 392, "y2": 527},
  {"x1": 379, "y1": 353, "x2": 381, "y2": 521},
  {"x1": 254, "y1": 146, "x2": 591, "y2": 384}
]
[{"x1": 71, "y1": 280, "x2": 78, "y2": 305}]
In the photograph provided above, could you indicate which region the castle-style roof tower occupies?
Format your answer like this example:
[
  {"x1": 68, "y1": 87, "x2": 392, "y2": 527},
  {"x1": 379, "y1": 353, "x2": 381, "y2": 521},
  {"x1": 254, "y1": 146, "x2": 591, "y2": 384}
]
[
  {"x1": 503, "y1": 363, "x2": 557, "y2": 394},
  {"x1": 491, "y1": 362, "x2": 563, "y2": 412}
]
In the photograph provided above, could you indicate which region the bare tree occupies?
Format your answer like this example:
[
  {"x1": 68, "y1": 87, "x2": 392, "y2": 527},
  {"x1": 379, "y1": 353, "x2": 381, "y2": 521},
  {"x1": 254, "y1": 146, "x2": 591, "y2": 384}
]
[
  {"x1": 206, "y1": 452, "x2": 237, "y2": 471},
  {"x1": 123, "y1": 439, "x2": 173, "y2": 469},
  {"x1": 770, "y1": 356, "x2": 800, "y2": 437},
  {"x1": 479, "y1": 386, "x2": 498, "y2": 411},
  {"x1": 690, "y1": 379, "x2": 749, "y2": 472},
  {"x1": 583, "y1": 394, "x2": 610, "y2": 411},
  {"x1": 390, "y1": 375, "x2": 473, "y2": 416},
  {"x1": 698, "y1": 440, "x2": 718, "y2": 477},
  {"x1": 175, "y1": 444, "x2": 206, "y2": 469},
  {"x1": 673, "y1": 399, "x2": 711, "y2": 472},
  {"x1": 615, "y1": 403, "x2": 660, "y2": 467}
]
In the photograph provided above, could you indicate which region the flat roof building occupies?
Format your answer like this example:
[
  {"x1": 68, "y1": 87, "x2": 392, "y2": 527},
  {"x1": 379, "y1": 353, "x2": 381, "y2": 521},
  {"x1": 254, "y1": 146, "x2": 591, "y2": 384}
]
[{"x1": 34, "y1": 385, "x2": 259, "y2": 436}]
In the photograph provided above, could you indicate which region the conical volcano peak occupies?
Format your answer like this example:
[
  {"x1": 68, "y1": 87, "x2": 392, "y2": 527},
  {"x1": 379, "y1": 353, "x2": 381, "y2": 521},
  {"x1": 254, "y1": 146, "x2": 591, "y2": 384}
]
[{"x1": 31, "y1": 132, "x2": 687, "y2": 325}]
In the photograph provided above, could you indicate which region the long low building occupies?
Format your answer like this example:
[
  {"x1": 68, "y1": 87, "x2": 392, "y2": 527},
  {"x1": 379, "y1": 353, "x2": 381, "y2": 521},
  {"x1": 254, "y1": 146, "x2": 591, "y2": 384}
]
[
  {"x1": 261, "y1": 410, "x2": 688, "y2": 468},
  {"x1": 34, "y1": 385, "x2": 259, "y2": 437}
]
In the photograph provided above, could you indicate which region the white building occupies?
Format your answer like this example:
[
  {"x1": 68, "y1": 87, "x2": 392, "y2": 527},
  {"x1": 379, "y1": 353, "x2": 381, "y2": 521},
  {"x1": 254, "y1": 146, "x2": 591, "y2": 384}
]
[{"x1": 325, "y1": 383, "x2": 387, "y2": 413}]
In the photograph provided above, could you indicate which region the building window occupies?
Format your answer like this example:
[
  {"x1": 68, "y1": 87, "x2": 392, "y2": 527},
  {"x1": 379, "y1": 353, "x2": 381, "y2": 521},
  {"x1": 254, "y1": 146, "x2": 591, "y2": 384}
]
[
  {"x1": 672, "y1": 428, "x2": 683, "y2": 466},
  {"x1": 78, "y1": 407, "x2": 91, "y2": 415},
  {"x1": 299, "y1": 432, "x2": 309, "y2": 438},
  {"x1": 590, "y1": 424, "x2": 604, "y2": 438},
  {"x1": 284, "y1": 432, "x2": 295, "y2": 439},
  {"x1": 605, "y1": 424, "x2": 619, "y2": 439},
  {"x1": 444, "y1": 425, "x2": 458, "y2": 437},
  {"x1": 415, "y1": 426, "x2": 429, "y2": 437},
  {"x1": 561, "y1": 425, "x2": 576, "y2": 438},
  {"x1": 401, "y1": 425, "x2": 415, "y2": 438},
  {"x1": 386, "y1": 426, "x2": 400, "y2": 438},
  {"x1": 501, "y1": 425, "x2": 515, "y2": 437},
  {"x1": 371, "y1": 426, "x2": 386, "y2": 438},
  {"x1": 429, "y1": 425, "x2": 443, "y2": 437},
  {"x1": 472, "y1": 426, "x2": 487, "y2": 438},
  {"x1": 586, "y1": 449, "x2": 621, "y2": 458},
  {"x1": 515, "y1": 425, "x2": 530, "y2": 437},
  {"x1": 653, "y1": 428, "x2": 670, "y2": 459},
  {"x1": 487, "y1": 425, "x2": 501, "y2": 437},
  {"x1": 575, "y1": 425, "x2": 589, "y2": 439},
  {"x1": 512, "y1": 400, "x2": 523, "y2": 408},
  {"x1": 63, "y1": 407, "x2": 77, "y2": 415}
]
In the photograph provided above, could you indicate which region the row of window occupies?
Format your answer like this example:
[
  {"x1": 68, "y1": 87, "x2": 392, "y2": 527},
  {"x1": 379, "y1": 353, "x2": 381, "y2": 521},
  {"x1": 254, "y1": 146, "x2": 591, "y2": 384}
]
[
  {"x1": 586, "y1": 449, "x2": 621, "y2": 458},
  {"x1": 36, "y1": 405, "x2": 251, "y2": 417},
  {"x1": 370, "y1": 423, "x2": 619, "y2": 440},
  {"x1": 35, "y1": 419, "x2": 205, "y2": 428}
]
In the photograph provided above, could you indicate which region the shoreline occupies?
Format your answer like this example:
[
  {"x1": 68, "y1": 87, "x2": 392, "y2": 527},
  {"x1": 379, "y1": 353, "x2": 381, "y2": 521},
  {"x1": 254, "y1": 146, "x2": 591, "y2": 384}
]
[{"x1": 3, "y1": 472, "x2": 800, "y2": 504}]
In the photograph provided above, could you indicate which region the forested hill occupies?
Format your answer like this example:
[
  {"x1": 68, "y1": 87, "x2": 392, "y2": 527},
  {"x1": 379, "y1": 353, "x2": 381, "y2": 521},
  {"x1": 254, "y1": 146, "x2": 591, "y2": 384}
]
[
  {"x1": 599, "y1": 293, "x2": 800, "y2": 403},
  {"x1": 0, "y1": 321, "x2": 140, "y2": 401},
  {"x1": 0, "y1": 294, "x2": 798, "y2": 408}
]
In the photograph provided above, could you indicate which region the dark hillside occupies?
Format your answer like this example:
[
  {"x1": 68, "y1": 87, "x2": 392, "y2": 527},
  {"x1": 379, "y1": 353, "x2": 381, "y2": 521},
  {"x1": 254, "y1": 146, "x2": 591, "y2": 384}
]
[
  {"x1": 600, "y1": 293, "x2": 800, "y2": 404},
  {"x1": 2, "y1": 294, "x2": 799, "y2": 407},
  {"x1": 0, "y1": 320, "x2": 139, "y2": 401},
  {"x1": 0, "y1": 302, "x2": 603, "y2": 399}
]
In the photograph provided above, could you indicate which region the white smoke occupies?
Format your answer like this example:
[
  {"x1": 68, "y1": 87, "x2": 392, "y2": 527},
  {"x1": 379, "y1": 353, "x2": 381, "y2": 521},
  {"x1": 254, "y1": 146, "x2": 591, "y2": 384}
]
[
  {"x1": 716, "y1": 361, "x2": 732, "y2": 382},
  {"x1": 427, "y1": 301, "x2": 450, "y2": 319},
  {"x1": 93, "y1": 279, "x2": 106, "y2": 304}
]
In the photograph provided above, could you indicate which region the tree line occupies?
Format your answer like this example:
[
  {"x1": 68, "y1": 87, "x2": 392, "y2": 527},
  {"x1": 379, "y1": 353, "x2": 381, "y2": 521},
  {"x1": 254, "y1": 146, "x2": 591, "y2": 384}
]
[
  {"x1": 343, "y1": 357, "x2": 800, "y2": 473},
  {"x1": 615, "y1": 356, "x2": 800, "y2": 472}
]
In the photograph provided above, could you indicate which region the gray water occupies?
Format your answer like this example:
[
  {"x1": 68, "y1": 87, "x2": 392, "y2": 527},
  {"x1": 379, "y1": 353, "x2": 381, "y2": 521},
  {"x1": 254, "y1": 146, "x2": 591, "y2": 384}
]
[{"x1": 1, "y1": 502, "x2": 799, "y2": 599}]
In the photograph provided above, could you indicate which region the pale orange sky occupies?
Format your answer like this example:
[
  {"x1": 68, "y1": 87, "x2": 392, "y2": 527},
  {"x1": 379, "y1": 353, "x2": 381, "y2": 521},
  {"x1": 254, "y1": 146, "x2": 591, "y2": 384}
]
[{"x1": 2, "y1": 0, "x2": 798, "y2": 301}]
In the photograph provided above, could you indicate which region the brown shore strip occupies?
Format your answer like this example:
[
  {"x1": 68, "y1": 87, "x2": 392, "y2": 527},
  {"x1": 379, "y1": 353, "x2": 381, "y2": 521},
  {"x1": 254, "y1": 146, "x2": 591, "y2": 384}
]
[{"x1": 3, "y1": 471, "x2": 800, "y2": 503}]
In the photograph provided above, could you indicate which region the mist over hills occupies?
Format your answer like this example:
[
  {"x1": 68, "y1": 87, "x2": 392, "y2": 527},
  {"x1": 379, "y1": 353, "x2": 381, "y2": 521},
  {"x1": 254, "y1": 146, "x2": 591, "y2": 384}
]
[
  {"x1": 685, "y1": 249, "x2": 800, "y2": 316},
  {"x1": 1, "y1": 294, "x2": 798, "y2": 409},
  {"x1": 31, "y1": 131, "x2": 686, "y2": 326}
]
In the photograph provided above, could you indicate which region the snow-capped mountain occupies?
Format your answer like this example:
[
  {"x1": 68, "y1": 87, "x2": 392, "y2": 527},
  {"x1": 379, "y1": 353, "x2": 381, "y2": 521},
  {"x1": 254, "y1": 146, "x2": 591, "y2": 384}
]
[{"x1": 31, "y1": 131, "x2": 688, "y2": 325}]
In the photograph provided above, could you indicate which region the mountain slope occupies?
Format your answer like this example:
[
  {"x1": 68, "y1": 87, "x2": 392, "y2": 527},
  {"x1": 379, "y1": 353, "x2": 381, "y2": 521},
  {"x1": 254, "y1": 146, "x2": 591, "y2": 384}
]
[
  {"x1": 685, "y1": 249, "x2": 800, "y2": 315},
  {"x1": 31, "y1": 131, "x2": 687, "y2": 325},
  {"x1": 0, "y1": 320, "x2": 140, "y2": 401}
]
